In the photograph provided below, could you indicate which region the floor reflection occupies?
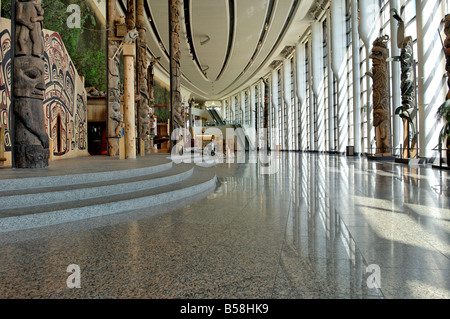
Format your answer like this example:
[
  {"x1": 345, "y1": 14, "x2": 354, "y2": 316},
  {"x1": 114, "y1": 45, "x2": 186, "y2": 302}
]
[{"x1": 0, "y1": 152, "x2": 448, "y2": 299}]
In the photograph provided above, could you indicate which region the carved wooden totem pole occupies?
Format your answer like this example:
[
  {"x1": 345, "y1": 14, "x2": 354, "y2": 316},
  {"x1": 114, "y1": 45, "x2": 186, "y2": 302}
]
[
  {"x1": 393, "y1": 10, "x2": 417, "y2": 158},
  {"x1": 136, "y1": 0, "x2": 151, "y2": 154},
  {"x1": 398, "y1": 37, "x2": 417, "y2": 158},
  {"x1": 107, "y1": 1, "x2": 122, "y2": 156},
  {"x1": 368, "y1": 35, "x2": 392, "y2": 155},
  {"x1": 148, "y1": 57, "x2": 158, "y2": 139},
  {"x1": 169, "y1": 0, "x2": 183, "y2": 148},
  {"x1": 13, "y1": 0, "x2": 49, "y2": 168},
  {"x1": 445, "y1": 15, "x2": 450, "y2": 100},
  {"x1": 444, "y1": 14, "x2": 450, "y2": 162}
]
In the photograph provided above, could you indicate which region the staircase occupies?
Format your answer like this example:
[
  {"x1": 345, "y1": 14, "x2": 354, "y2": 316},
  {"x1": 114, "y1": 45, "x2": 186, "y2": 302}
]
[{"x1": 0, "y1": 156, "x2": 217, "y2": 233}]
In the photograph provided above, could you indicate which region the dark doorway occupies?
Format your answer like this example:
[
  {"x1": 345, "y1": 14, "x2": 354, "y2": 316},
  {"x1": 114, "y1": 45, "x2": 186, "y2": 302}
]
[
  {"x1": 56, "y1": 115, "x2": 62, "y2": 155},
  {"x1": 88, "y1": 122, "x2": 107, "y2": 155}
]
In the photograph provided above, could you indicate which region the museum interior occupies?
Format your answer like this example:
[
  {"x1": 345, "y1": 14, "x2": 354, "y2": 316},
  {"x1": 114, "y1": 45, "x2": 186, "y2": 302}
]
[{"x1": 0, "y1": 0, "x2": 448, "y2": 300}]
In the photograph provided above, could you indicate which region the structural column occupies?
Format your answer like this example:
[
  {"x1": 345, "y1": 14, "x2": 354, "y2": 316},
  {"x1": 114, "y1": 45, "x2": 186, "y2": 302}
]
[
  {"x1": 308, "y1": 37, "x2": 315, "y2": 151},
  {"x1": 390, "y1": 0, "x2": 402, "y2": 156},
  {"x1": 271, "y1": 69, "x2": 278, "y2": 149},
  {"x1": 351, "y1": 0, "x2": 362, "y2": 154},
  {"x1": 331, "y1": 0, "x2": 348, "y2": 154},
  {"x1": 296, "y1": 42, "x2": 307, "y2": 151},
  {"x1": 326, "y1": 11, "x2": 335, "y2": 152},
  {"x1": 359, "y1": 0, "x2": 380, "y2": 154},
  {"x1": 283, "y1": 57, "x2": 291, "y2": 150},
  {"x1": 311, "y1": 22, "x2": 325, "y2": 152},
  {"x1": 415, "y1": 0, "x2": 446, "y2": 158}
]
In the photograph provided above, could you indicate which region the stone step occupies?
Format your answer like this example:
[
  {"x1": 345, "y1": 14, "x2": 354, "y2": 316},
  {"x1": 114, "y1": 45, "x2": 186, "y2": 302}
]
[
  {"x1": 0, "y1": 161, "x2": 173, "y2": 192},
  {"x1": 0, "y1": 164, "x2": 194, "y2": 209},
  {"x1": 0, "y1": 166, "x2": 217, "y2": 233}
]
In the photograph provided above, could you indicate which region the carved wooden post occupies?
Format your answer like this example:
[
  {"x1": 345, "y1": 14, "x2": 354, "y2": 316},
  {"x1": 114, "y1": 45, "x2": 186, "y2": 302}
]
[
  {"x1": 169, "y1": 0, "x2": 183, "y2": 149},
  {"x1": 399, "y1": 36, "x2": 417, "y2": 158},
  {"x1": 107, "y1": 1, "x2": 122, "y2": 156},
  {"x1": 368, "y1": 35, "x2": 392, "y2": 156},
  {"x1": 444, "y1": 14, "x2": 450, "y2": 163},
  {"x1": 13, "y1": 0, "x2": 49, "y2": 168},
  {"x1": 148, "y1": 57, "x2": 158, "y2": 141},
  {"x1": 136, "y1": 0, "x2": 150, "y2": 154},
  {"x1": 123, "y1": 43, "x2": 136, "y2": 159},
  {"x1": 445, "y1": 15, "x2": 450, "y2": 100}
]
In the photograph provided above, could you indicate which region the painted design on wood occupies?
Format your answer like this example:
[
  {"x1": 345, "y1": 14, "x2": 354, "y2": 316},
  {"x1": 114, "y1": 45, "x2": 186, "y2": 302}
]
[
  {"x1": 43, "y1": 32, "x2": 80, "y2": 156},
  {"x1": 14, "y1": 0, "x2": 49, "y2": 168},
  {"x1": 368, "y1": 35, "x2": 391, "y2": 155},
  {"x1": 0, "y1": 30, "x2": 12, "y2": 152}
]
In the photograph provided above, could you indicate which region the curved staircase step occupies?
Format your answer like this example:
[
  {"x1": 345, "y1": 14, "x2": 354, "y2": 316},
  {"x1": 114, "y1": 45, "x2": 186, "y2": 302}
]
[
  {"x1": 0, "y1": 160, "x2": 173, "y2": 192},
  {"x1": 0, "y1": 167, "x2": 217, "y2": 233},
  {"x1": 0, "y1": 164, "x2": 194, "y2": 209}
]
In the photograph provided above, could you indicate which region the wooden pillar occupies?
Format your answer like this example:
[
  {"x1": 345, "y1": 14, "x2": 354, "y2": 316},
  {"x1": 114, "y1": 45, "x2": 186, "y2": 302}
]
[
  {"x1": 368, "y1": 35, "x2": 392, "y2": 156},
  {"x1": 136, "y1": 0, "x2": 150, "y2": 155},
  {"x1": 13, "y1": 0, "x2": 49, "y2": 168},
  {"x1": 107, "y1": 0, "x2": 122, "y2": 156},
  {"x1": 169, "y1": 0, "x2": 183, "y2": 149},
  {"x1": 123, "y1": 44, "x2": 136, "y2": 159}
]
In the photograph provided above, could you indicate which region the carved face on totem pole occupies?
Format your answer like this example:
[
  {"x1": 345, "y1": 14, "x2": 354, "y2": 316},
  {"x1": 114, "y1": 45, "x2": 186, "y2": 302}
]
[
  {"x1": 369, "y1": 35, "x2": 389, "y2": 70},
  {"x1": 14, "y1": 56, "x2": 45, "y2": 100}
]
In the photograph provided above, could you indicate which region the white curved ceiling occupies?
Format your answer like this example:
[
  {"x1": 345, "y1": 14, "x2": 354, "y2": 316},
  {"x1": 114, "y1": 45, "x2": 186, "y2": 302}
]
[{"x1": 117, "y1": 0, "x2": 316, "y2": 102}]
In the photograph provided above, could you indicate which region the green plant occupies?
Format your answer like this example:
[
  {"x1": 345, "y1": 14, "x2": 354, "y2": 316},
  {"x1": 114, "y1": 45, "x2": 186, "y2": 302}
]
[{"x1": 436, "y1": 99, "x2": 450, "y2": 152}]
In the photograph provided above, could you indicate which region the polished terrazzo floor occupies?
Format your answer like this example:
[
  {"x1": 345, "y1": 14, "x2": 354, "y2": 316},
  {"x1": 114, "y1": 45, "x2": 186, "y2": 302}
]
[{"x1": 0, "y1": 152, "x2": 448, "y2": 299}]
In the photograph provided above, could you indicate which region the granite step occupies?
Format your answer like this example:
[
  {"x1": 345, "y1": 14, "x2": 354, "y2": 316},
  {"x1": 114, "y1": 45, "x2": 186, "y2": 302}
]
[
  {"x1": 0, "y1": 164, "x2": 195, "y2": 209},
  {"x1": 0, "y1": 160, "x2": 173, "y2": 192},
  {"x1": 0, "y1": 166, "x2": 217, "y2": 233}
]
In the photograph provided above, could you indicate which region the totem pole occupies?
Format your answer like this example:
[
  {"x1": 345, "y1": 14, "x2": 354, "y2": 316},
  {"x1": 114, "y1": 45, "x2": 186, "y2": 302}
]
[
  {"x1": 445, "y1": 15, "x2": 450, "y2": 100},
  {"x1": 107, "y1": 1, "x2": 122, "y2": 156},
  {"x1": 444, "y1": 14, "x2": 450, "y2": 163},
  {"x1": 136, "y1": 0, "x2": 151, "y2": 154},
  {"x1": 13, "y1": 0, "x2": 49, "y2": 168},
  {"x1": 393, "y1": 9, "x2": 417, "y2": 158},
  {"x1": 169, "y1": 0, "x2": 183, "y2": 149},
  {"x1": 368, "y1": 35, "x2": 392, "y2": 155},
  {"x1": 123, "y1": 0, "x2": 137, "y2": 158},
  {"x1": 148, "y1": 57, "x2": 158, "y2": 140}
]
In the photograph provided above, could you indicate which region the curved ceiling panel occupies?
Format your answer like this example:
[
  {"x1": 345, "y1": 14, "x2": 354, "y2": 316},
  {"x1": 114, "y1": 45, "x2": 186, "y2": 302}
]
[
  {"x1": 116, "y1": 0, "x2": 315, "y2": 102},
  {"x1": 216, "y1": 0, "x2": 295, "y2": 97},
  {"x1": 191, "y1": 0, "x2": 229, "y2": 81}
]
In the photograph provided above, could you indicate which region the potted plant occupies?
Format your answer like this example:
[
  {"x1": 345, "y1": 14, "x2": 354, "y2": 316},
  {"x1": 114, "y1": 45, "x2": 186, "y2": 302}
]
[{"x1": 436, "y1": 99, "x2": 450, "y2": 166}]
